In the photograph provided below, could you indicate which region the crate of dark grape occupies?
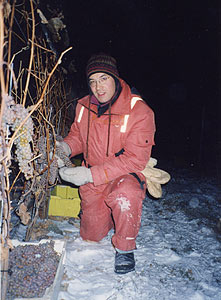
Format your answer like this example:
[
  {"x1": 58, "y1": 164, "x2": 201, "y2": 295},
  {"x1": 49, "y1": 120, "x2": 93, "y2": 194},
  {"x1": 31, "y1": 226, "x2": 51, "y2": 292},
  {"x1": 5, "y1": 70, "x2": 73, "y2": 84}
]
[{"x1": 7, "y1": 239, "x2": 66, "y2": 300}]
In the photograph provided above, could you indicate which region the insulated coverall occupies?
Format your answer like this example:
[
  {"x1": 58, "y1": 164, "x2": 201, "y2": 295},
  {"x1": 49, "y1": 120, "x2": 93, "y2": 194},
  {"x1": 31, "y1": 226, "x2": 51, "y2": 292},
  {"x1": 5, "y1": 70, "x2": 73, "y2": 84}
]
[{"x1": 64, "y1": 78, "x2": 155, "y2": 251}]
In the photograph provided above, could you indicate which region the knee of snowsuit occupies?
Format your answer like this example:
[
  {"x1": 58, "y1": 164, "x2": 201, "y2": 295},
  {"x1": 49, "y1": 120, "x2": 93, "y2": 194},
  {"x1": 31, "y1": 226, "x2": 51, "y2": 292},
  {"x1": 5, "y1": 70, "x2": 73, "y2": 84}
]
[{"x1": 79, "y1": 173, "x2": 146, "y2": 251}]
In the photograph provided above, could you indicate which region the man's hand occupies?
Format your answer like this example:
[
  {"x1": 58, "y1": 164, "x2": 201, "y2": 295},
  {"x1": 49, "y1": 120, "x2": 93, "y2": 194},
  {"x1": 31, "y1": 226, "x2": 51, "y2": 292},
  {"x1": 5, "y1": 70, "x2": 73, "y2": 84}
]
[{"x1": 59, "y1": 166, "x2": 93, "y2": 186}]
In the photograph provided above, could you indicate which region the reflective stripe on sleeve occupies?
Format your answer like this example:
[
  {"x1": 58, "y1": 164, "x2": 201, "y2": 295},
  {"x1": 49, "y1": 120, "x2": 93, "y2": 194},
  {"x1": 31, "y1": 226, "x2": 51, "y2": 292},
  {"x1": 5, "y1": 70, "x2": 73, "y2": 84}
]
[
  {"x1": 131, "y1": 96, "x2": 143, "y2": 109},
  {"x1": 77, "y1": 106, "x2": 85, "y2": 123}
]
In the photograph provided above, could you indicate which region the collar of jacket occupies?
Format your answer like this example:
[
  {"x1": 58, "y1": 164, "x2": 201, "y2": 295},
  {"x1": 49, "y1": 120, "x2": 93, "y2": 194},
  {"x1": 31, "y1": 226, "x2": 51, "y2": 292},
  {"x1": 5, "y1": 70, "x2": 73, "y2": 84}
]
[{"x1": 78, "y1": 79, "x2": 133, "y2": 115}]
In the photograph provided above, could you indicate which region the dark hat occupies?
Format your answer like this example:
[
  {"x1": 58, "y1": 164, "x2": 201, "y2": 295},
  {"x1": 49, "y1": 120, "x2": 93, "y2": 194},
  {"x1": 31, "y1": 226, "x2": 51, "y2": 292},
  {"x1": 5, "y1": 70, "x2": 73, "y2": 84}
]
[{"x1": 86, "y1": 53, "x2": 119, "y2": 79}]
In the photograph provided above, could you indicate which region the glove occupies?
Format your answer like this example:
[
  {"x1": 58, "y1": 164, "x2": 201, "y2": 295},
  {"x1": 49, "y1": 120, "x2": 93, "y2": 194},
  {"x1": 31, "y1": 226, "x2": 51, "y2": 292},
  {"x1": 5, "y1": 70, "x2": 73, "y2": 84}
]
[
  {"x1": 50, "y1": 141, "x2": 72, "y2": 168},
  {"x1": 59, "y1": 166, "x2": 93, "y2": 186},
  {"x1": 141, "y1": 157, "x2": 171, "y2": 198}
]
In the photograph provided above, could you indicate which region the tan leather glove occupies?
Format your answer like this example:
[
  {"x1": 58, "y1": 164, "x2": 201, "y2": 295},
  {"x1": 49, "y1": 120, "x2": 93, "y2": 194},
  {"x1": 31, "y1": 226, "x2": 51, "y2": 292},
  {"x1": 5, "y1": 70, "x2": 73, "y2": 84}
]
[{"x1": 141, "y1": 157, "x2": 171, "y2": 198}]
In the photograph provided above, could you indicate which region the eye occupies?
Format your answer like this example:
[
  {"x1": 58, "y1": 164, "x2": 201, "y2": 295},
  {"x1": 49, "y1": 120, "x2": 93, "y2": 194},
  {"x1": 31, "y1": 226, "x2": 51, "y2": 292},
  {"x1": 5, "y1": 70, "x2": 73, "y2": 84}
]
[
  {"x1": 101, "y1": 75, "x2": 108, "y2": 82},
  {"x1": 89, "y1": 80, "x2": 95, "y2": 86}
]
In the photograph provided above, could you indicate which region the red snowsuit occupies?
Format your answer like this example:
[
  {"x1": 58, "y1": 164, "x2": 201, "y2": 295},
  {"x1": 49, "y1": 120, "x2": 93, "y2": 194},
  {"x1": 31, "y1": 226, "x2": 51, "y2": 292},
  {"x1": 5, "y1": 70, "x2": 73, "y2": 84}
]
[{"x1": 64, "y1": 78, "x2": 155, "y2": 251}]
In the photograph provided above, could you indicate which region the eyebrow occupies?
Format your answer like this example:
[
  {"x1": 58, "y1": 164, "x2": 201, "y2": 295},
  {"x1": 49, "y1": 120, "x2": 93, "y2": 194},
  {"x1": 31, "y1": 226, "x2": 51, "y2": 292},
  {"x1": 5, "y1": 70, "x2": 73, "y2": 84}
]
[{"x1": 89, "y1": 74, "x2": 108, "y2": 80}]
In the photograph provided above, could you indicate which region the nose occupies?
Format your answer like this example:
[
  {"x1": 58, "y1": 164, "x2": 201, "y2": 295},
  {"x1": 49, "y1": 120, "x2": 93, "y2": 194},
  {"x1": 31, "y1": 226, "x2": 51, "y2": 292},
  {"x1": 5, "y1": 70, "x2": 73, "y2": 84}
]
[{"x1": 95, "y1": 80, "x2": 102, "y2": 90}]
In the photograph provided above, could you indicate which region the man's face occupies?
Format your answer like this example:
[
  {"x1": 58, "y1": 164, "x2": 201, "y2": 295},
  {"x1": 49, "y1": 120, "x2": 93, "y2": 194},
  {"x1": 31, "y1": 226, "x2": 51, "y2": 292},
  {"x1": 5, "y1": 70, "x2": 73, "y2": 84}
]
[{"x1": 89, "y1": 72, "x2": 116, "y2": 103}]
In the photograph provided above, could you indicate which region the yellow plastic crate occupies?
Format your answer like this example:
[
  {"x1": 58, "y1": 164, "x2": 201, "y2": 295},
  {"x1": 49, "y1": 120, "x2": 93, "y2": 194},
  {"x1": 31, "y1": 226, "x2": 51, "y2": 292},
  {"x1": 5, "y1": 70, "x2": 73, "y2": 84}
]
[
  {"x1": 66, "y1": 186, "x2": 79, "y2": 199},
  {"x1": 48, "y1": 196, "x2": 81, "y2": 218},
  {"x1": 51, "y1": 185, "x2": 79, "y2": 199},
  {"x1": 51, "y1": 185, "x2": 67, "y2": 198}
]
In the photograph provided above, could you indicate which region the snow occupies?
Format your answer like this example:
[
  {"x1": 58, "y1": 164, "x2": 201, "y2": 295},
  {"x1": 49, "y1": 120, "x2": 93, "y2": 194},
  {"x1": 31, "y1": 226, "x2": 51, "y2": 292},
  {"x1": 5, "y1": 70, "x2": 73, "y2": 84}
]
[
  {"x1": 14, "y1": 166, "x2": 221, "y2": 299},
  {"x1": 116, "y1": 195, "x2": 131, "y2": 212}
]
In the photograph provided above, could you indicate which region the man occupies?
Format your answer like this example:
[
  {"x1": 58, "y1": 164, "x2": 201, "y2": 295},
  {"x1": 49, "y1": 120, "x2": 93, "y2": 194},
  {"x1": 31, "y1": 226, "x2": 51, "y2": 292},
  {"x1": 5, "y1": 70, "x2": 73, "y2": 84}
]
[{"x1": 57, "y1": 53, "x2": 156, "y2": 274}]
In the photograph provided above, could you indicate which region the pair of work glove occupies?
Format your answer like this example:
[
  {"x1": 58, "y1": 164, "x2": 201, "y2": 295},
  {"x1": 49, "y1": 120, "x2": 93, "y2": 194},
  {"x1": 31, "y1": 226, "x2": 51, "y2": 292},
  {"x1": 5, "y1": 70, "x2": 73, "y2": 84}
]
[
  {"x1": 141, "y1": 157, "x2": 171, "y2": 198},
  {"x1": 56, "y1": 141, "x2": 170, "y2": 198},
  {"x1": 55, "y1": 141, "x2": 93, "y2": 186}
]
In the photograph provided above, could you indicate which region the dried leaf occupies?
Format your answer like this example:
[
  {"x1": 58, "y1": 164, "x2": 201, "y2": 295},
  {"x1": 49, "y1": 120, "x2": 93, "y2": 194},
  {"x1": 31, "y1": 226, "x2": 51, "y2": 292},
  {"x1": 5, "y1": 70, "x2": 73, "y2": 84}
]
[{"x1": 16, "y1": 203, "x2": 31, "y2": 225}]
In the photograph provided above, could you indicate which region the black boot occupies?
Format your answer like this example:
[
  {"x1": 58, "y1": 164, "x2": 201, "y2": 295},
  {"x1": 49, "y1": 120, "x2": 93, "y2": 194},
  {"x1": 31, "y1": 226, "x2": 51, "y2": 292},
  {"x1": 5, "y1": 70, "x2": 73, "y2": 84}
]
[{"x1": 114, "y1": 251, "x2": 135, "y2": 274}]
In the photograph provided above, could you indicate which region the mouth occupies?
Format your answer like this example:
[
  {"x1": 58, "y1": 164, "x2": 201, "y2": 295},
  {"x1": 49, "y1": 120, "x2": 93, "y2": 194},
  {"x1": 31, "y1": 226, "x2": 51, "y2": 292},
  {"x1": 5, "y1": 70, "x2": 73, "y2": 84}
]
[{"x1": 97, "y1": 92, "x2": 106, "y2": 97}]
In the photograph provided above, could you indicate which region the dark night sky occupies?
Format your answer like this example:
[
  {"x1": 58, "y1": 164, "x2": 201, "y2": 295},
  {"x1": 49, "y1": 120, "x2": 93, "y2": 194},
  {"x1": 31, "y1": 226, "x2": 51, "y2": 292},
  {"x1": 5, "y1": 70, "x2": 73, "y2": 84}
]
[{"x1": 42, "y1": 0, "x2": 219, "y2": 172}]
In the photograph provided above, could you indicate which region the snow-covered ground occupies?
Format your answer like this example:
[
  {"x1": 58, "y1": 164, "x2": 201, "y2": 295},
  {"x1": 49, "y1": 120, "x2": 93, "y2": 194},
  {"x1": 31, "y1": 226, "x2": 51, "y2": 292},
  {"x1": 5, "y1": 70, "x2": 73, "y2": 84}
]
[{"x1": 15, "y1": 166, "x2": 221, "y2": 300}]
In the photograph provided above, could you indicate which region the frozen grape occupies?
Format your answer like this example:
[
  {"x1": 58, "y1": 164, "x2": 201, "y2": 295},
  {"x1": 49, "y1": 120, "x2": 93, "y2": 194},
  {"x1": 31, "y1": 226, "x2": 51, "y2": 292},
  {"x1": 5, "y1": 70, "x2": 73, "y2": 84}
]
[{"x1": 6, "y1": 240, "x2": 60, "y2": 299}]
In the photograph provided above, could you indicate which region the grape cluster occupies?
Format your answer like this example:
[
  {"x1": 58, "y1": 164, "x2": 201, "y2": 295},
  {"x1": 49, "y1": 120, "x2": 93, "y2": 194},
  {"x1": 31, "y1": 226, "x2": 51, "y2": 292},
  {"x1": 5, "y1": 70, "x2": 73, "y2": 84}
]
[
  {"x1": 1, "y1": 95, "x2": 16, "y2": 133},
  {"x1": 1, "y1": 95, "x2": 16, "y2": 164},
  {"x1": 6, "y1": 241, "x2": 60, "y2": 299},
  {"x1": 37, "y1": 135, "x2": 46, "y2": 164},
  {"x1": 36, "y1": 135, "x2": 58, "y2": 185},
  {"x1": 36, "y1": 135, "x2": 73, "y2": 186},
  {"x1": 1, "y1": 95, "x2": 34, "y2": 179},
  {"x1": 48, "y1": 140, "x2": 74, "y2": 184},
  {"x1": 12, "y1": 104, "x2": 34, "y2": 179},
  {"x1": 55, "y1": 142, "x2": 73, "y2": 167},
  {"x1": 49, "y1": 158, "x2": 58, "y2": 184}
]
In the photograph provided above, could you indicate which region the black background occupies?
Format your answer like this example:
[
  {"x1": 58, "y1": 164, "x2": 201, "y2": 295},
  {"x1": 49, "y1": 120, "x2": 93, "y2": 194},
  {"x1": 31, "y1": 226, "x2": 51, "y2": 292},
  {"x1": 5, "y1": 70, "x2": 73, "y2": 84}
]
[{"x1": 41, "y1": 0, "x2": 219, "y2": 174}]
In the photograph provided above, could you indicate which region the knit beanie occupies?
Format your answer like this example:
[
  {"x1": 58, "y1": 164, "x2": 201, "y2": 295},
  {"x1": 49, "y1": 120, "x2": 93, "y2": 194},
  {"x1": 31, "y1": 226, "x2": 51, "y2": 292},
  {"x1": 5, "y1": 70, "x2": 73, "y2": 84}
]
[{"x1": 86, "y1": 54, "x2": 119, "y2": 79}]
